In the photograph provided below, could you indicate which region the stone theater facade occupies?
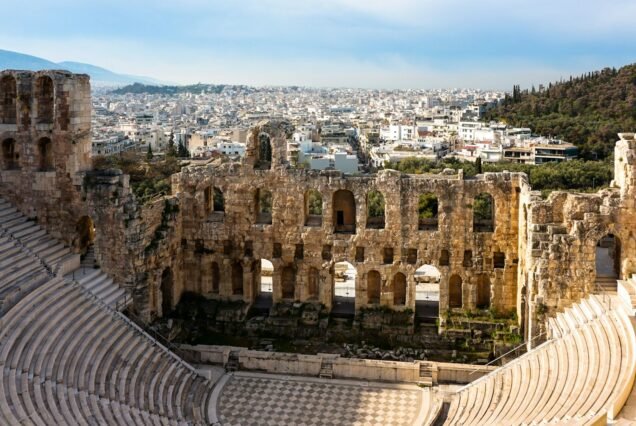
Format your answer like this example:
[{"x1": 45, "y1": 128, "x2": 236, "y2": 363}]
[{"x1": 1, "y1": 70, "x2": 635, "y2": 345}]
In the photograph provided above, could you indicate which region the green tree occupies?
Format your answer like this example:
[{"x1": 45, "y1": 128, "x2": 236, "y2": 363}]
[
  {"x1": 177, "y1": 141, "x2": 190, "y2": 158},
  {"x1": 367, "y1": 190, "x2": 385, "y2": 218},
  {"x1": 166, "y1": 132, "x2": 177, "y2": 157},
  {"x1": 146, "y1": 144, "x2": 153, "y2": 161}
]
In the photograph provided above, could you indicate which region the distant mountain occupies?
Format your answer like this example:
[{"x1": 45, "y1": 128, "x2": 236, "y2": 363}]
[
  {"x1": 111, "y1": 82, "x2": 253, "y2": 95},
  {"x1": 0, "y1": 49, "x2": 161, "y2": 87}
]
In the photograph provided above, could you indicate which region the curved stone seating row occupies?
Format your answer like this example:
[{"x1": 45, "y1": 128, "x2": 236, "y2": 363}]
[
  {"x1": 0, "y1": 199, "x2": 77, "y2": 275},
  {"x1": 0, "y1": 235, "x2": 52, "y2": 317},
  {"x1": 442, "y1": 294, "x2": 636, "y2": 425},
  {"x1": 0, "y1": 276, "x2": 215, "y2": 425}
]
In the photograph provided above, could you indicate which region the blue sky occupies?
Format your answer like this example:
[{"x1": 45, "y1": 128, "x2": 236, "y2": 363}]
[{"x1": 3, "y1": 0, "x2": 636, "y2": 89}]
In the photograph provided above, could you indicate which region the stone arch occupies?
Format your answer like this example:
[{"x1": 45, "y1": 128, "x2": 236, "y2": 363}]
[
  {"x1": 473, "y1": 193, "x2": 494, "y2": 232},
  {"x1": 211, "y1": 261, "x2": 220, "y2": 294},
  {"x1": 392, "y1": 272, "x2": 407, "y2": 306},
  {"x1": 255, "y1": 132, "x2": 272, "y2": 170},
  {"x1": 307, "y1": 267, "x2": 319, "y2": 300},
  {"x1": 333, "y1": 261, "x2": 356, "y2": 316},
  {"x1": 418, "y1": 192, "x2": 438, "y2": 230},
  {"x1": 304, "y1": 189, "x2": 323, "y2": 226},
  {"x1": 232, "y1": 262, "x2": 244, "y2": 295},
  {"x1": 37, "y1": 137, "x2": 54, "y2": 171},
  {"x1": 35, "y1": 75, "x2": 54, "y2": 124},
  {"x1": 255, "y1": 188, "x2": 272, "y2": 224},
  {"x1": 1, "y1": 138, "x2": 19, "y2": 170},
  {"x1": 439, "y1": 249, "x2": 450, "y2": 266},
  {"x1": 333, "y1": 189, "x2": 356, "y2": 234},
  {"x1": 281, "y1": 265, "x2": 296, "y2": 299},
  {"x1": 367, "y1": 270, "x2": 381, "y2": 304},
  {"x1": 0, "y1": 75, "x2": 17, "y2": 124},
  {"x1": 449, "y1": 274, "x2": 463, "y2": 308},
  {"x1": 596, "y1": 234, "x2": 621, "y2": 279},
  {"x1": 476, "y1": 274, "x2": 491, "y2": 309},
  {"x1": 75, "y1": 216, "x2": 95, "y2": 255},
  {"x1": 415, "y1": 264, "x2": 441, "y2": 319},
  {"x1": 259, "y1": 259, "x2": 274, "y2": 293},
  {"x1": 366, "y1": 190, "x2": 385, "y2": 229},
  {"x1": 161, "y1": 268, "x2": 173, "y2": 315}
]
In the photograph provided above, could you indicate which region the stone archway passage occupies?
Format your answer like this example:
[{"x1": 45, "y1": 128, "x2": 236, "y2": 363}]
[
  {"x1": 307, "y1": 267, "x2": 319, "y2": 300},
  {"x1": 211, "y1": 262, "x2": 220, "y2": 294},
  {"x1": 476, "y1": 274, "x2": 491, "y2": 309},
  {"x1": 596, "y1": 234, "x2": 620, "y2": 279},
  {"x1": 76, "y1": 216, "x2": 95, "y2": 255},
  {"x1": 415, "y1": 265, "x2": 441, "y2": 320}
]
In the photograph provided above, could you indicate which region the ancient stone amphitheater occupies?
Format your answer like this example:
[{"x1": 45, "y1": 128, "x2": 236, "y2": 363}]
[{"x1": 2, "y1": 70, "x2": 636, "y2": 424}]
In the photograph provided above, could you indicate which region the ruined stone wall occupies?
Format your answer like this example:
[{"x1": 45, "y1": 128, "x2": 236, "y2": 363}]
[
  {"x1": 0, "y1": 70, "x2": 91, "y2": 244},
  {"x1": 171, "y1": 122, "x2": 525, "y2": 317},
  {"x1": 523, "y1": 133, "x2": 636, "y2": 343}
]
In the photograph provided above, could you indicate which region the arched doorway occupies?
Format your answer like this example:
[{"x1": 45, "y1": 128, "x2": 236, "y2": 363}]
[
  {"x1": 449, "y1": 274, "x2": 463, "y2": 309},
  {"x1": 596, "y1": 234, "x2": 620, "y2": 279},
  {"x1": 333, "y1": 261, "x2": 356, "y2": 317},
  {"x1": 211, "y1": 262, "x2": 220, "y2": 294},
  {"x1": 161, "y1": 268, "x2": 173, "y2": 316},
  {"x1": 415, "y1": 265, "x2": 441, "y2": 320},
  {"x1": 281, "y1": 266, "x2": 296, "y2": 299},
  {"x1": 367, "y1": 270, "x2": 381, "y2": 304},
  {"x1": 476, "y1": 274, "x2": 491, "y2": 309},
  {"x1": 253, "y1": 259, "x2": 273, "y2": 313},
  {"x1": 37, "y1": 137, "x2": 53, "y2": 171},
  {"x1": 232, "y1": 262, "x2": 244, "y2": 296},
  {"x1": 307, "y1": 267, "x2": 320, "y2": 300},
  {"x1": 392, "y1": 273, "x2": 407, "y2": 306}
]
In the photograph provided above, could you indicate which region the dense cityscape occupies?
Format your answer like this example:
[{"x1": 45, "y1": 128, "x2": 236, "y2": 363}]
[{"x1": 92, "y1": 84, "x2": 579, "y2": 171}]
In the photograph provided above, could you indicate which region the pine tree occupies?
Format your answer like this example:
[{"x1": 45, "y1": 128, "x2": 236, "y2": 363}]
[
  {"x1": 146, "y1": 144, "x2": 153, "y2": 161},
  {"x1": 166, "y1": 132, "x2": 177, "y2": 157},
  {"x1": 177, "y1": 141, "x2": 190, "y2": 158}
]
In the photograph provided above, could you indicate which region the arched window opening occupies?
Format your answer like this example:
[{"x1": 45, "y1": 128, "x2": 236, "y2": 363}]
[
  {"x1": 366, "y1": 190, "x2": 385, "y2": 229},
  {"x1": 305, "y1": 189, "x2": 323, "y2": 226},
  {"x1": 449, "y1": 274, "x2": 463, "y2": 308},
  {"x1": 232, "y1": 262, "x2": 244, "y2": 295},
  {"x1": 161, "y1": 268, "x2": 173, "y2": 315},
  {"x1": 255, "y1": 188, "x2": 272, "y2": 224},
  {"x1": 281, "y1": 266, "x2": 296, "y2": 299},
  {"x1": 476, "y1": 274, "x2": 491, "y2": 309},
  {"x1": 415, "y1": 265, "x2": 441, "y2": 320},
  {"x1": 255, "y1": 133, "x2": 272, "y2": 170},
  {"x1": 36, "y1": 76, "x2": 54, "y2": 124},
  {"x1": 307, "y1": 267, "x2": 319, "y2": 299},
  {"x1": 211, "y1": 262, "x2": 220, "y2": 294},
  {"x1": 367, "y1": 270, "x2": 381, "y2": 304},
  {"x1": 596, "y1": 234, "x2": 621, "y2": 280},
  {"x1": 418, "y1": 193, "x2": 438, "y2": 230},
  {"x1": 213, "y1": 187, "x2": 224, "y2": 212},
  {"x1": 0, "y1": 75, "x2": 17, "y2": 124},
  {"x1": 333, "y1": 190, "x2": 356, "y2": 234},
  {"x1": 392, "y1": 272, "x2": 407, "y2": 306},
  {"x1": 473, "y1": 193, "x2": 494, "y2": 232},
  {"x1": 1, "y1": 138, "x2": 19, "y2": 170},
  {"x1": 37, "y1": 137, "x2": 53, "y2": 171}
]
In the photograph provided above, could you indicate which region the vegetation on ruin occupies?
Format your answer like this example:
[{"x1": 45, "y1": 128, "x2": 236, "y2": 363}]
[
  {"x1": 386, "y1": 157, "x2": 613, "y2": 192},
  {"x1": 306, "y1": 189, "x2": 323, "y2": 215},
  {"x1": 484, "y1": 64, "x2": 636, "y2": 160},
  {"x1": 92, "y1": 151, "x2": 187, "y2": 203},
  {"x1": 418, "y1": 193, "x2": 438, "y2": 219},
  {"x1": 366, "y1": 190, "x2": 385, "y2": 218}
]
